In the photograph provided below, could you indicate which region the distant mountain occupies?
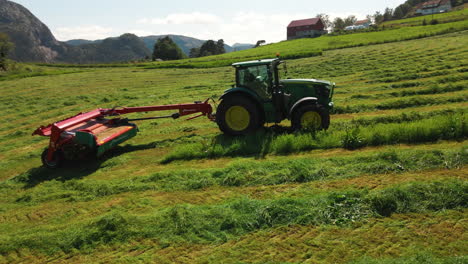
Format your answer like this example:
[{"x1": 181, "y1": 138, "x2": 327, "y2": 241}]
[
  {"x1": 0, "y1": 0, "x2": 252, "y2": 63},
  {"x1": 68, "y1": 35, "x2": 255, "y2": 56},
  {"x1": 63, "y1": 34, "x2": 151, "y2": 64},
  {"x1": 232, "y1": 43, "x2": 255, "y2": 51},
  {"x1": 0, "y1": 0, "x2": 150, "y2": 63},
  {"x1": 65, "y1": 39, "x2": 101, "y2": 46},
  {"x1": 140, "y1": 35, "x2": 205, "y2": 56}
]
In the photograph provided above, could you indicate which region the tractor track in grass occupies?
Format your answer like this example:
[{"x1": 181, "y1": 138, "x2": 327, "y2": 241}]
[
  {"x1": 2, "y1": 166, "x2": 465, "y2": 226},
  {"x1": 5, "y1": 209, "x2": 464, "y2": 264},
  {"x1": 0, "y1": 179, "x2": 466, "y2": 258}
]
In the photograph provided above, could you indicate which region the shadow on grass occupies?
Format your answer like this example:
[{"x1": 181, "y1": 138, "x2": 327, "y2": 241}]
[
  {"x1": 160, "y1": 125, "x2": 302, "y2": 164},
  {"x1": 12, "y1": 140, "x2": 169, "y2": 188}
]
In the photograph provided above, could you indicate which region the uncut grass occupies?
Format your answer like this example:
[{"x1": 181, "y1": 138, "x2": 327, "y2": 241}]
[
  {"x1": 0, "y1": 180, "x2": 466, "y2": 256},
  {"x1": 162, "y1": 113, "x2": 467, "y2": 162}
]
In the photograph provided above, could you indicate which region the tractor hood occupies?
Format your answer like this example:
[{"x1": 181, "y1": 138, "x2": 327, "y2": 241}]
[
  {"x1": 279, "y1": 78, "x2": 335, "y2": 108},
  {"x1": 280, "y1": 79, "x2": 333, "y2": 86}
]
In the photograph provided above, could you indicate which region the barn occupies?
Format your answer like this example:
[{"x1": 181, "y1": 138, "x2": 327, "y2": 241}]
[{"x1": 287, "y1": 18, "x2": 327, "y2": 40}]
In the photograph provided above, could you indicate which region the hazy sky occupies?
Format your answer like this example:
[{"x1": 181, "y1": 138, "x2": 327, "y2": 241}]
[{"x1": 13, "y1": 0, "x2": 404, "y2": 44}]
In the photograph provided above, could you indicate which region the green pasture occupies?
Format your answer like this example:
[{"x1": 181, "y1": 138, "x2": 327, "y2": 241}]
[
  {"x1": 0, "y1": 25, "x2": 467, "y2": 263},
  {"x1": 381, "y1": 6, "x2": 468, "y2": 28}
]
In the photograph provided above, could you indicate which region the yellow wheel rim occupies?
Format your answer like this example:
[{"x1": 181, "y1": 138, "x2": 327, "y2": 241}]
[
  {"x1": 225, "y1": 106, "x2": 250, "y2": 131},
  {"x1": 301, "y1": 111, "x2": 321, "y2": 129}
]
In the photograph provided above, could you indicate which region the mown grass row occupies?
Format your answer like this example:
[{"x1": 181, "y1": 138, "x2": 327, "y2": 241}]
[
  {"x1": 1, "y1": 180, "x2": 466, "y2": 255},
  {"x1": 335, "y1": 108, "x2": 467, "y2": 127},
  {"x1": 162, "y1": 113, "x2": 466, "y2": 162},
  {"x1": 5, "y1": 146, "x2": 465, "y2": 204},
  {"x1": 349, "y1": 254, "x2": 468, "y2": 264},
  {"x1": 333, "y1": 94, "x2": 467, "y2": 114},
  {"x1": 349, "y1": 83, "x2": 466, "y2": 100}
]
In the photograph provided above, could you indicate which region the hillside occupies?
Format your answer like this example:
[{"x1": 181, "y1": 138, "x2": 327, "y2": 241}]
[
  {"x1": 0, "y1": 20, "x2": 466, "y2": 263},
  {"x1": 0, "y1": 0, "x2": 150, "y2": 63},
  {"x1": 0, "y1": 0, "x2": 252, "y2": 63},
  {"x1": 0, "y1": 0, "x2": 67, "y2": 62}
]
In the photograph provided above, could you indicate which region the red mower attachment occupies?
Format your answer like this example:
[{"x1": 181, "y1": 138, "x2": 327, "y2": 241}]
[{"x1": 33, "y1": 99, "x2": 214, "y2": 168}]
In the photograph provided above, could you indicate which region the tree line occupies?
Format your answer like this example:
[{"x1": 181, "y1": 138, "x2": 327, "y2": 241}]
[{"x1": 152, "y1": 36, "x2": 226, "y2": 61}]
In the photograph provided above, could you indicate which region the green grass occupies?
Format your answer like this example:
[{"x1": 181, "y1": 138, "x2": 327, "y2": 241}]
[
  {"x1": 1, "y1": 180, "x2": 466, "y2": 255},
  {"x1": 162, "y1": 112, "x2": 466, "y2": 161},
  {"x1": 380, "y1": 7, "x2": 468, "y2": 28},
  {"x1": 0, "y1": 28, "x2": 467, "y2": 263},
  {"x1": 141, "y1": 20, "x2": 468, "y2": 69}
]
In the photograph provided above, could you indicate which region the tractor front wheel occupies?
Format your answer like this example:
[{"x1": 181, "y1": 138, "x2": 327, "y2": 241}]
[
  {"x1": 216, "y1": 95, "x2": 261, "y2": 136},
  {"x1": 292, "y1": 104, "x2": 330, "y2": 131},
  {"x1": 41, "y1": 148, "x2": 63, "y2": 169}
]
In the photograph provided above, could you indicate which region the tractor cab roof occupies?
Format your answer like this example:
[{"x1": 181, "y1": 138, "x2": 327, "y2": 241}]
[{"x1": 232, "y1": 58, "x2": 280, "y2": 68}]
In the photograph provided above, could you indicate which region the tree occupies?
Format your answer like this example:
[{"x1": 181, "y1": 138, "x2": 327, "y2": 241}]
[
  {"x1": 152, "y1": 36, "x2": 186, "y2": 61},
  {"x1": 0, "y1": 33, "x2": 14, "y2": 71},
  {"x1": 383, "y1": 7, "x2": 393, "y2": 21},
  {"x1": 254, "y1": 40, "x2": 266, "y2": 48},
  {"x1": 189, "y1": 47, "x2": 200, "y2": 58},
  {"x1": 316, "y1": 13, "x2": 331, "y2": 30},
  {"x1": 373, "y1": 11, "x2": 384, "y2": 25},
  {"x1": 344, "y1": 15, "x2": 357, "y2": 27},
  {"x1": 198, "y1": 39, "x2": 226, "y2": 57},
  {"x1": 332, "y1": 17, "x2": 346, "y2": 31},
  {"x1": 393, "y1": 3, "x2": 411, "y2": 19},
  {"x1": 216, "y1": 39, "x2": 225, "y2": 54}
]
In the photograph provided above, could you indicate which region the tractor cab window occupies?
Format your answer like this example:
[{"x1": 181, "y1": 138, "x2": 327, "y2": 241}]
[{"x1": 237, "y1": 65, "x2": 272, "y2": 100}]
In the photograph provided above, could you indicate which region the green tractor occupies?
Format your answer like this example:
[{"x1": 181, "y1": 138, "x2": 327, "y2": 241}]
[{"x1": 216, "y1": 58, "x2": 335, "y2": 135}]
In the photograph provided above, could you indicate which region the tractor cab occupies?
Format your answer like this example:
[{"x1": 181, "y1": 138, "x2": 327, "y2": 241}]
[
  {"x1": 233, "y1": 58, "x2": 281, "y2": 101},
  {"x1": 216, "y1": 58, "x2": 335, "y2": 135}
]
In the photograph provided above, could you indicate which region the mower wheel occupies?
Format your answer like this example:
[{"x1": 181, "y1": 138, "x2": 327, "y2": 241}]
[
  {"x1": 216, "y1": 95, "x2": 261, "y2": 136},
  {"x1": 41, "y1": 148, "x2": 64, "y2": 169},
  {"x1": 292, "y1": 104, "x2": 330, "y2": 131}
]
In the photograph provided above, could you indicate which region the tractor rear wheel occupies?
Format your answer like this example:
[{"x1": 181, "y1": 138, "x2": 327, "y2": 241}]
[
  {"x1": 41, "y1": 148, "x2": 63, "y2": 169},
  {"x1": 292, "y1": 104, "x2": 330, "y2": 131},
  {"x1": 216, "y1": 95, "x2": 261, "y2": 135}
]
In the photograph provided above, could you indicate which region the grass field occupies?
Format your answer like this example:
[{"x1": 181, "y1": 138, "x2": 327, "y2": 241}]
[{"x1": 0, "y1": 20, "x2": 467, "y2": 264}]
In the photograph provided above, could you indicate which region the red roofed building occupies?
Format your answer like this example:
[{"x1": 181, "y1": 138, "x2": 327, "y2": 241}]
[
  {"x1": 287, "y1": 18, "x2": 326, "y2": 40},
  {"x1": 415, "y1": 0, "x2": 452, "y2": 15},
  {"x1": 355, "y1": 19, "x2": 372, "y2": 27}
]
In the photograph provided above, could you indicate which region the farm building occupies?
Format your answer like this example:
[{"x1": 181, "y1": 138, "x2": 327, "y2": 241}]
[
  {"x1": 287, "y1": 18, "x2": 327, "y2": 40},
  {"x1": 345, "y1": 19, "x2": 372, "y2": 30},
  {"x1": 415, "y1": 0, "x2": 452, "y2": 15}
]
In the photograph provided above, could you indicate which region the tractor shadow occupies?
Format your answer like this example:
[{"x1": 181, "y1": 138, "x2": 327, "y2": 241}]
[{"x1": 15, "y1": 134, "x2": 198, "y2": 188}]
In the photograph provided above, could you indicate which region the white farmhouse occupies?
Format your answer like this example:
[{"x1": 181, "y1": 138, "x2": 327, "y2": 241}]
[{"x1": 415, "y1": 0, "x2": 452, "y2": 15}]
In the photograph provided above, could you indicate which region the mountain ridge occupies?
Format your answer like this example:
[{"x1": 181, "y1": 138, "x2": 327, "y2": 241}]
[
  {"x1": 66, "y1": 35, "x2": 254, "y2": 56},
  {"x1": 0, "y1": 0, "x2": 253, "y2": 63}
]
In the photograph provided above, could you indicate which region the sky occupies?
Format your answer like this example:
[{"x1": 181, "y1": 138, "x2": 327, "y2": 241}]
[{"x1": 13, "y1": 0, "x2": 405, "y2": 45}]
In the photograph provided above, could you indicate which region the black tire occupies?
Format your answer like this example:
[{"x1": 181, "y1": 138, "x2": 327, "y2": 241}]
[
  {"x1": 292, "y1": 104, "x2": 330, "y2": 131},
  {"x1": 216, "y1": 95, "x2": 261, "y2": 136},
  {"x1": 41, "y1": 148, "x2": 63, "y2": 169}
]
